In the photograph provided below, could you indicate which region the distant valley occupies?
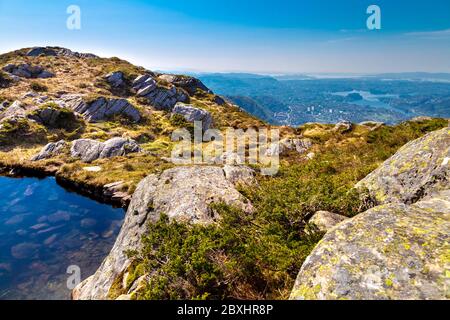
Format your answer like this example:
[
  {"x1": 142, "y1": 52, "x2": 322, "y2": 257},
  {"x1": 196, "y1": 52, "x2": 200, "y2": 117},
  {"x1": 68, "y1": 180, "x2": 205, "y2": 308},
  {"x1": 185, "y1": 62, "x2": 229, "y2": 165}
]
[{"x1": 196, "y1": 73, "x2": 450, "y2": 125}]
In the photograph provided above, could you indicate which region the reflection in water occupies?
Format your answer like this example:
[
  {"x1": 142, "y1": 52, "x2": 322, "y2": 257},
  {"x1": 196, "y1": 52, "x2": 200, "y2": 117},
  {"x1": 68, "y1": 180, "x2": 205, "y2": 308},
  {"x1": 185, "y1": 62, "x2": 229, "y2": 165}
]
[{"x1": 0, "y1": 176, "x2": 124, "y2": 300}]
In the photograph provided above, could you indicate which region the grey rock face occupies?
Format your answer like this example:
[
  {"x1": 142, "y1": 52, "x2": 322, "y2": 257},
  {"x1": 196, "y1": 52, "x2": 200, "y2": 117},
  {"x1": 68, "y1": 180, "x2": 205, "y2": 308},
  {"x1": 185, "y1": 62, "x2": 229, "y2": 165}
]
[
  {"x1": 70, "y1": 138, "x2": 141, "y2": 163},
  {"x1": 158, "y1": 74, "x2": 212, "y2": 95},
  {"x1": 132, "y1": 74, "x2": 188, "y2": 111},
  {"x1": 290, "y1": 192, "x2": 450, "y2": 300},
  {"x1": 223, "y1": 165, "x2": 257, "y2": 186},
  {"x1": 31, "y1": 140, "x2": 67, "y2": 161},
  {"x1": 73, "y1": 166, "x2": 253, "y2": 300},
  {"x1": 356, "y1": 127, "x2": 450, "y2": 205},
  {"x1": 57, "y1": 95, "x2": 141, "y2": 123},
  {"x1": 105, "y1": 72, "x2": 125, "y2": 88},
  {"x1": 27, "y1": 46, "x2": 98, "y2": 58},
  {"x1": 2, "y1": 63, "x2": 54, "y2": 79},
  {"x1": 308, "y1": 211, "x2": 348, "y2": 233},
  {"x1": 70, "y1": 139, "x2": 104, "y2": 163},
  {"x1": 99, "y1": 137, "x2": 142, "y2": 159},
  {"x1": 0, "y1": 101, "x2": 31, "y2": 122},
  {"x1": 172, "y1": 103, "x2": 213, "y2": 131}
]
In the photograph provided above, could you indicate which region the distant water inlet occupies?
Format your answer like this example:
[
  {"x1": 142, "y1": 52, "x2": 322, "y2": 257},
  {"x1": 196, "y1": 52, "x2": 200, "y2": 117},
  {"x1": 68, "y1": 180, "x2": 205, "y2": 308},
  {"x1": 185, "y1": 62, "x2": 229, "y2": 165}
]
[{"x1": 0, "y1": 176, "x2": 124, "y2": 300}]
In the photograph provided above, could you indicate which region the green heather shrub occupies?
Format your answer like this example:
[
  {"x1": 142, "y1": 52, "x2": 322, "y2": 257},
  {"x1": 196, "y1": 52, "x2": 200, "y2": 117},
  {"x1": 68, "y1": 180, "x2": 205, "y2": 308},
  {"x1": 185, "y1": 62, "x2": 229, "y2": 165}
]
[{"x1": 125, "y1": 119, "x2": 448, "y2": 300}]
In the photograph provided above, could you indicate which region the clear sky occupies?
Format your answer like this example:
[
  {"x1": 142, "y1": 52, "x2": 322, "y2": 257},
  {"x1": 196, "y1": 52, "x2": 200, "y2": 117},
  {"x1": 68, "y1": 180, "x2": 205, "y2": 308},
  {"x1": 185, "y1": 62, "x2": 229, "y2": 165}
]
[{"x1": 0, "y1": 0, "x2": 449, "y2": 73}]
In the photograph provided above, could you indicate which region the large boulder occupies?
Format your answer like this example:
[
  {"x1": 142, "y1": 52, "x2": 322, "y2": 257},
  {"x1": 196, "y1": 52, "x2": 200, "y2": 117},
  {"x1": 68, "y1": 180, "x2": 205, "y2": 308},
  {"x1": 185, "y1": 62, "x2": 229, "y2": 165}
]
[
  {"x1": 290, "y1": 192, "x2": 450, "y2": 300},
  {"x1": 356, "y1": 127, "x2": 450, "y2": 205},
  {"x1": 31, "y1": 140, "x2": 67, "y2": 161},
  {"x1": 172, "y1": 102, "x2": 213, "y2": 131},
  {"x1": 70, "y1": 138, "x2": 141, "y2": 162},
  {"x1": 132, "y1": 74, "x2": 188, "y2": 111},
  {"x1": 57, "y1": 95, "x2": 141, "y2": 123},
  {"x1": 73, "y1": 166, "x2": 253, "y2": 300}
]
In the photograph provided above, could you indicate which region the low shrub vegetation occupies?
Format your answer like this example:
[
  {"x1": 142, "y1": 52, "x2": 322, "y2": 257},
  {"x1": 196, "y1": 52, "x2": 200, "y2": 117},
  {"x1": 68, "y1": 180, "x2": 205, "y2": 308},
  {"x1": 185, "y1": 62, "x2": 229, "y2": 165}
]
[{"x1": 125, "y1": 119, "x2": 448, "y2": 300}]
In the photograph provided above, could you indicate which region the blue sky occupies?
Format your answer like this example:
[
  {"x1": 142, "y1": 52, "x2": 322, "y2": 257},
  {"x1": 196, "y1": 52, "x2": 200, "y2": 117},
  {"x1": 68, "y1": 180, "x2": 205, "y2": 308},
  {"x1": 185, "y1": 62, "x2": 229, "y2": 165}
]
[{"x1": 0, "y1": 0, "x2": 449, "y2": 73}]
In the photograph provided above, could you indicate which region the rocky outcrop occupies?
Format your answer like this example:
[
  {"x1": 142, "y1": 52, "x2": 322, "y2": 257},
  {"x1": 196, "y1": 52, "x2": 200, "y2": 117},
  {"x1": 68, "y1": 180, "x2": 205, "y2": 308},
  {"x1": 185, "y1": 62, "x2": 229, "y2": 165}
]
[
  {"x1": 29, "y1": 104, "x2": 77, "y2": 128},
  {"x1": 73, "y1": 166, "x2": 253, "y2": 300},
  {"x1": 356, "y1": 127, "x2": 450, "y2": 205},
  {"x1": 70, "y1": 138, "x2": 141, "y2": 162},
  {"x1": 2, "y1": 63, "x2": 54, "y2": 79},
  {"x1": 57, "y1": 95, "x2": 141, "y2": 123},
  {"x1": 172, "y1": 103, "x2": 213, "y2": 131},
  {"x1": 132, "y1": 74, "x2": 188, "y2": 111},
  {"x1": 31, "y1": 140, "x2": 67, "y2": 161},
  {"x1": 307, "y1": 211, "x2": 348, "y2": 233},
  {"x1": 266, "y1": 138, "x2": 313, "y2": 156},
  {"x1": 223, "y1": 165, "x2": 257, "y2": 186},
  {"x1": 0, "y1": 101, "x2": 32, "y2": 122},
  {"x1": 291, "y1": 128, "x2": 450, "y2": 300},
  {"x1": 26, "y1": 46, "x2": 98, "y2": 59},
  {"x1": 158, "y1": 74, "x2": 211, "y2": 95},
  {"x1": 291, "y1": 192, "x2": 450, "y2": 300},
  {"x1": 104, "y1": 72, "x2": 125, "y2": 88}
]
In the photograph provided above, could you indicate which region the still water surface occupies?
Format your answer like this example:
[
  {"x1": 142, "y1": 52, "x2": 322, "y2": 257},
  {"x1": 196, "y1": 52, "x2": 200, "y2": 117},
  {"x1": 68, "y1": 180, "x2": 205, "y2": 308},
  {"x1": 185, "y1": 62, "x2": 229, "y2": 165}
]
[{"x1": 0, "y1": 176, "x2": 124, "y2": 300}]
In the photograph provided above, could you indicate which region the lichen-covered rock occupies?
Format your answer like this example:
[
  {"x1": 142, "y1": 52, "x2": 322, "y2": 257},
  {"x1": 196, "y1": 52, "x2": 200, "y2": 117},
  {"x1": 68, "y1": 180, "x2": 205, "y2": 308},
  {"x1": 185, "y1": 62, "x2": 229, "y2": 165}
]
[
  {"x1": 31, "y1": 140, "x2": 67, "y2": 161},
  {"x1": 172, "y1": 102, "x2": 213, "y2": 131},
  {"x1": 223, "y1": 165, "x2": 257, "y2": 186},
  {"x1": 356, "y1": 127, "x2": 450, "y2": 205},
  {"x1": 57, "y1": 95, "x2": 141, "y2": 123},
  {"x1": 132, "y1": 74, "x2": 188, "y2": 111},
  {"x1": 73, "y1": 166, "x2": 253, "y2": 300},
  {"x1": 70, "y1": 138, "x2": 141, "y2": 162},
  {"x1": 308, "y1": 211, "x2": 348, "y2": 233},
  {"x1": 290, "y1": 191, "x2": 450, "y2": 300}
]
